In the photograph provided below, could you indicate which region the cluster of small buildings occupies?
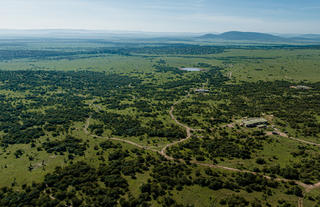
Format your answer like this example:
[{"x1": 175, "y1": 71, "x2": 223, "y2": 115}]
[
  {"x1": 243, "y1": 118, "x2": 268, "y2": 128},
  {"x1": 195, "y1": 89, "x2": 210, "y2": 93},
  {"x1": 290, "y1": 85, "x2": 311, "y2": 90}
]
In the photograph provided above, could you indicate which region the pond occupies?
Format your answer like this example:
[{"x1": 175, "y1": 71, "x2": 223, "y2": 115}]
[{"x1": 180, "y1": 68, "x2": 202, "y2": 72}]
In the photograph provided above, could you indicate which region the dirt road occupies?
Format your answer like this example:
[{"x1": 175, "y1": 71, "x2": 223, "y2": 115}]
[
  {"x1": 159, "y1": 104, "x2": 193, "y2": 160},
  {"x1": 85, "y1": 98, "x2": 320, "y2": 207},
  {"x1": 83, "y1": 115, "x2": 91, "y2": 134}
]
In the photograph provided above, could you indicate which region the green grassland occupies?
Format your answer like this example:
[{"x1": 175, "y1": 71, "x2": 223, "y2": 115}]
[{"x1": 0, "y1": 39, "x2": 319, "y2": 206}]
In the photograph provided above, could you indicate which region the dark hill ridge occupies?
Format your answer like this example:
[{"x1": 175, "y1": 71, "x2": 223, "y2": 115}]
[{"x1": 200, "y1": 31, "x2": 286, "y2": 41}]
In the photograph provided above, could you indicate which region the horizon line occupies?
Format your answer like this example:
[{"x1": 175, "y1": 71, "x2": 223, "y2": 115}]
[{"x1": 0, "y1": 28, "x2": 319, "y2": 35}]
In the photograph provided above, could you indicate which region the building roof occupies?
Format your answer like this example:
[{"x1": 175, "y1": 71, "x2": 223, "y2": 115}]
[
  {"x1": 243, "y1": 118, "x2": 268, "y2": 126},
  {"x1": 290, "y1": 85, "x2": 311, "y2": 90},
  {"x1": 195, "y1": 89, "x2": 209, "y2": 92}
]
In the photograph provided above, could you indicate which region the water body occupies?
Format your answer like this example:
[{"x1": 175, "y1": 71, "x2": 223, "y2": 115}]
[{"x1": 180, "y1": 68, "x2": 202, "y2": 72}]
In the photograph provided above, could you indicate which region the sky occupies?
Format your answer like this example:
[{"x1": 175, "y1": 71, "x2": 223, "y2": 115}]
[{"x1": 1, "y1": 0, "x2": 320, "y2": 34}]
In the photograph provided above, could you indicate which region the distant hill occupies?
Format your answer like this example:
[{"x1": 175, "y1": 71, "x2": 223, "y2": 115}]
[
  {"x1": 199, "y1": 31, "x2": 285, "y2": 41},
  {"x1": 295, "y1": 34, "x2": 320, "y2": 40}
]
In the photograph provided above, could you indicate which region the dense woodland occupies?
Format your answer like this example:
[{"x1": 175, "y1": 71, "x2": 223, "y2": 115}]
[
  {"x1": 0, "y1": 44, "x2": 225, "y2": 61},
  {"x1": 2, "y1": 43, "x2": 319, "y2": 61}
]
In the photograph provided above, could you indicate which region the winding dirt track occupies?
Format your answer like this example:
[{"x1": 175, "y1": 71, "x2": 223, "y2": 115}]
[
  {"x1": 298, "y1": 198, "x2": 303, "y2": 207},
  {"x1": 288, "y1": 137, "x2": 320, "y2": 147},
  {"x1": 160, "y1": 104, "x2": 193, "y2": 160},
  {"x1": 85, "y1": 96, "x2": 320, "y2": 207},
  {"x1": 83, "y1": 115, "x2": 91, "y2": 134}
]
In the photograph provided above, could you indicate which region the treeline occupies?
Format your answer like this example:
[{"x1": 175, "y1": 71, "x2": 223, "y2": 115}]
[
  {"x1": 0, "y1": 44, "x2": 226, "y2": 61},
  {"x1": 129, "y1": 45, "x2": 225, "y2": 55},
  {"x1": 2, "y1": 43, "x2": 319, "y2": 61},
  {"x1": 0, "y1": 48, "x2": 130, "y2": 61},
  {"x1": 154, "y1": 65, "x2": 184, "y2": 74}
]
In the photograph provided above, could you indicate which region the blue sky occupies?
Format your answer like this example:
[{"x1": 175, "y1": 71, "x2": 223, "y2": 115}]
[{"x1": 1, "y1": 0, "x2": 320, "y2": 33}]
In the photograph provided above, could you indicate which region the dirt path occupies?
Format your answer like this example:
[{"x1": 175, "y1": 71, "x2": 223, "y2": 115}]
[
  {"x1": 85, "y1": 98, "x2": 320, "y2": 207},
  {"x1": 159, "y1": 96, "x2": 320, "y2": 207},
  {"x1": 270, "y1": 126, "x2": 320, "y2": 147},
  {"x1": 298, "y1": 198, "x2": 303, "y2": 207},
  {"x1": 109, "y1": 137, "x2": 159, "y2": 153},
  {"x1": 288, "y1": 136, "x2": 320, "y2": 147},
  {"x1": 305, "y1": 181, "x2": 320, "y2": 193},
  {"x1": 191, "y1": 161, "x2": 311, "y2": 189},
  {"x1": 161, "y1": 98, "x2": 307, "y2": 186},
  {"x1": 83, "y1": 115, "x2": 91, "y2": 134},
  {"x1": 159, "y1": 103, "x2": 193, "y2": 160}
]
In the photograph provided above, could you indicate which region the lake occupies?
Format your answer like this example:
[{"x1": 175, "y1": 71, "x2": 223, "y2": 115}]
[{"x1": 180, "y1": 68, "x2": 202, "y2": 72}]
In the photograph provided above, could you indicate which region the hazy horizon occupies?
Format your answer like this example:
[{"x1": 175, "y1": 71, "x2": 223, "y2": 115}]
[
  {"x1": 1, "y1": 0, "x2": 320, "y2": 34},
  {"x1": 0, "y1": 29, "x2": 319, "y2": 36}
]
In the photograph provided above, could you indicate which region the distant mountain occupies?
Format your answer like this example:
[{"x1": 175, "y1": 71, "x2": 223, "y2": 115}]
[
  {"x1": 295, "y1": 34, "x2": 320, "y2": 40},
  {"x1": 199, "y1": 31, "x2": 286, "y2": 41}
]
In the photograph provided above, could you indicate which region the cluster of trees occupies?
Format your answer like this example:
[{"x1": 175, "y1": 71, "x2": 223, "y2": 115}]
[
  {"x1": 168, "y1": 129, "x2": 267, "y2": 161},
  {"x1": 44, "y1": 161, "x2": 129, "y2": 206},
  {"x1": 0, "y1": 47, "x2": 132, "y2": 61},
  {"x1": 200, "y1": 66, "x2": 230, "y2": 87},
  {"x1": 99, "y1": 140, "x2": 122, "y2": 150},
  {"x1": 2, "y1": 126, "x2": 44, "y2": 145},
  {"x1": 146, "y1": 120, "x2": 186, "y2": 139},
  {"x1": 42, "y1": 136, "x2": 87, "y2": 156},
  {"x1": 92, "y1": 111, "x2": 147, "y2": 137},
  {"x1": 92, "y1": 111, "x2": 186, "y2": 139},
  {"x1": 153, "y1": 65, "x2": 185, "y2": 74},
  {"x1": 261, "y1": 155, "x2": 320, "y2": 184}
]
